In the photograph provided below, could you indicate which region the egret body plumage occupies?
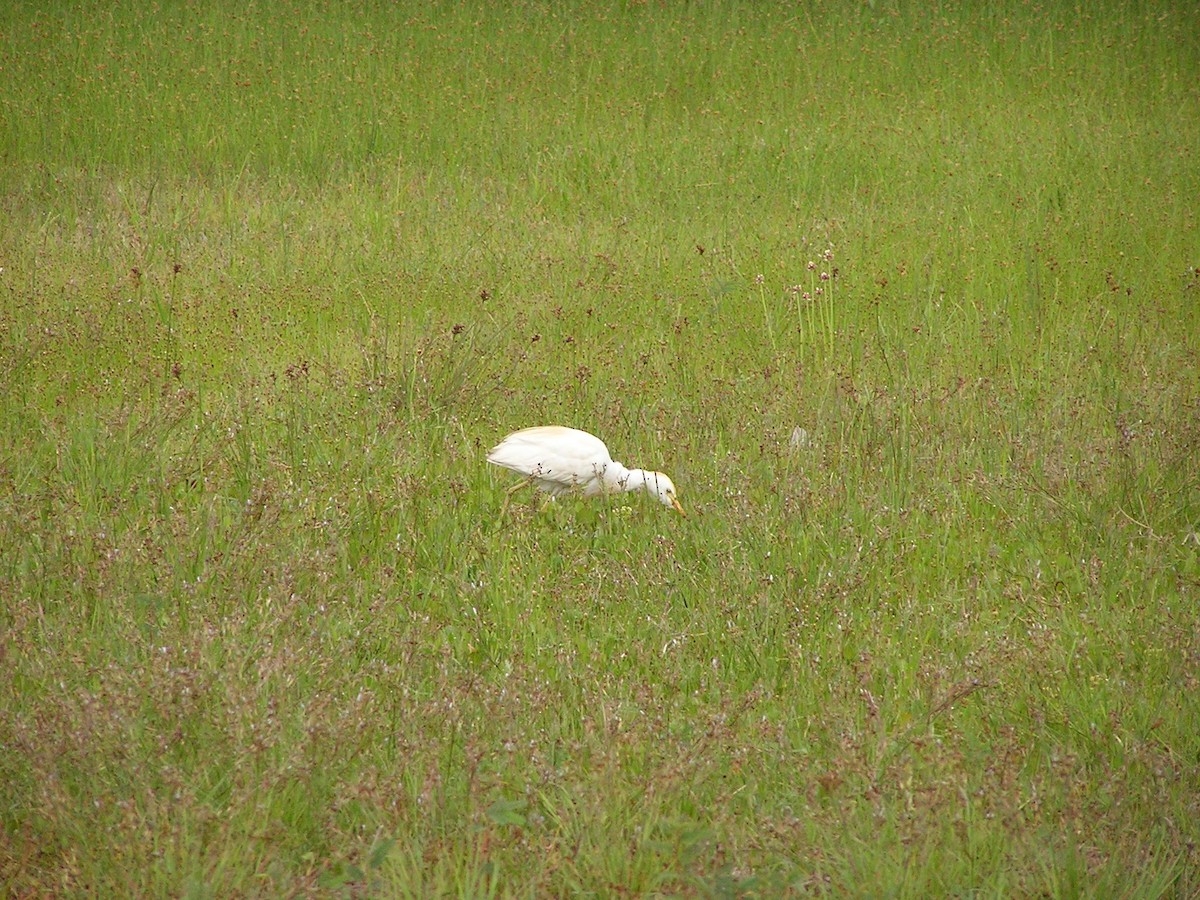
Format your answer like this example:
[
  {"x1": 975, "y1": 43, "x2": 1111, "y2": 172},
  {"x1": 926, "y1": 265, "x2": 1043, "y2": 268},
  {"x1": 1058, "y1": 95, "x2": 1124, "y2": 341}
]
[{"x1": 487, "y1": 426, "x2": 685, "y2": 516}]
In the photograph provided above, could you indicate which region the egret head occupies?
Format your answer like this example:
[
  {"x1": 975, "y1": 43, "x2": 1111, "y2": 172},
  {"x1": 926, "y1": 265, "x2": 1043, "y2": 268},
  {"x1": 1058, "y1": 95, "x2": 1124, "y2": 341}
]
[{"x1": 644, "y1": 471, "x2": 685, "y2": 516}]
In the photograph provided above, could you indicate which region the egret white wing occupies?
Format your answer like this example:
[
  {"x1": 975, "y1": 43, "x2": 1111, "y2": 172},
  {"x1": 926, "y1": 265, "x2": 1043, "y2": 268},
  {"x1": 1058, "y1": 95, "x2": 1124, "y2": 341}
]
[{"x1": 486, "y1": 426, "x2": 613, "y2": 496}]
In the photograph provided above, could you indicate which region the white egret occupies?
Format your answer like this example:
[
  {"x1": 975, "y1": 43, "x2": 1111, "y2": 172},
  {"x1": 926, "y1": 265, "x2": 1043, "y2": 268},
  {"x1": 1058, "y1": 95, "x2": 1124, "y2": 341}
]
[{"x1": 487, "y1": 426, "x2": 685, "y2": 517}]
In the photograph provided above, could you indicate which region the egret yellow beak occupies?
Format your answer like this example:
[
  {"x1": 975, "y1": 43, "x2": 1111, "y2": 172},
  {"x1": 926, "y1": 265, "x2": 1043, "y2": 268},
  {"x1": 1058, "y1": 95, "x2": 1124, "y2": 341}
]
[{"x1": 671, "y1": 497, "x2": 686, "y2": 516}]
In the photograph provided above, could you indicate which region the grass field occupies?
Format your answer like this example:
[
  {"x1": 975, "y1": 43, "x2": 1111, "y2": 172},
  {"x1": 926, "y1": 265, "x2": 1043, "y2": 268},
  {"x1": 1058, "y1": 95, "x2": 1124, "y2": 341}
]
[{"x1": 2, "y1": 1, "x2": 1198, "y2": 895}]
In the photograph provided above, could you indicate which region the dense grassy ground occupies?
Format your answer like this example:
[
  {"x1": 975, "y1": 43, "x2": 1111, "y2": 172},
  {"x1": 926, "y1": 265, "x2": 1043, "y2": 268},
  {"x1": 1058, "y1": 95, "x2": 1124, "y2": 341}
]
[{"x1": 2, "y1": 1, "x2": 1198, "y2": 895}]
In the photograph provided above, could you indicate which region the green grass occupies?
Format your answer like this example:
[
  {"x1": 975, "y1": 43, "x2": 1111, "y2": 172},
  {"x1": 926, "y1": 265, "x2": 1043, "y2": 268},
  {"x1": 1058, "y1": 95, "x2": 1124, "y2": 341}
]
[{"x1": 2, "y1": 0, "x2": 1198, "y2": 895}]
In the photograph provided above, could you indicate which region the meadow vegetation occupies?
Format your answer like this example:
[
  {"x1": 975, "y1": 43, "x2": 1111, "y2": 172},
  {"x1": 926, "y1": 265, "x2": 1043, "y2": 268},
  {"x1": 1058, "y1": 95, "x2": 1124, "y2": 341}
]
[{"x1": 1, "y1": 1, "x2": 1198, "y2": 895}]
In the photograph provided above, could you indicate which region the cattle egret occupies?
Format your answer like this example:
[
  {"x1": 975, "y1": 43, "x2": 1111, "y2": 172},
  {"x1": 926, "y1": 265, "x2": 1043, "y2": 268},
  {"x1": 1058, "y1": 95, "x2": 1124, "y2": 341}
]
[{"x1": 487, "y1": 426, "x2": 685, "y2": 517}]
